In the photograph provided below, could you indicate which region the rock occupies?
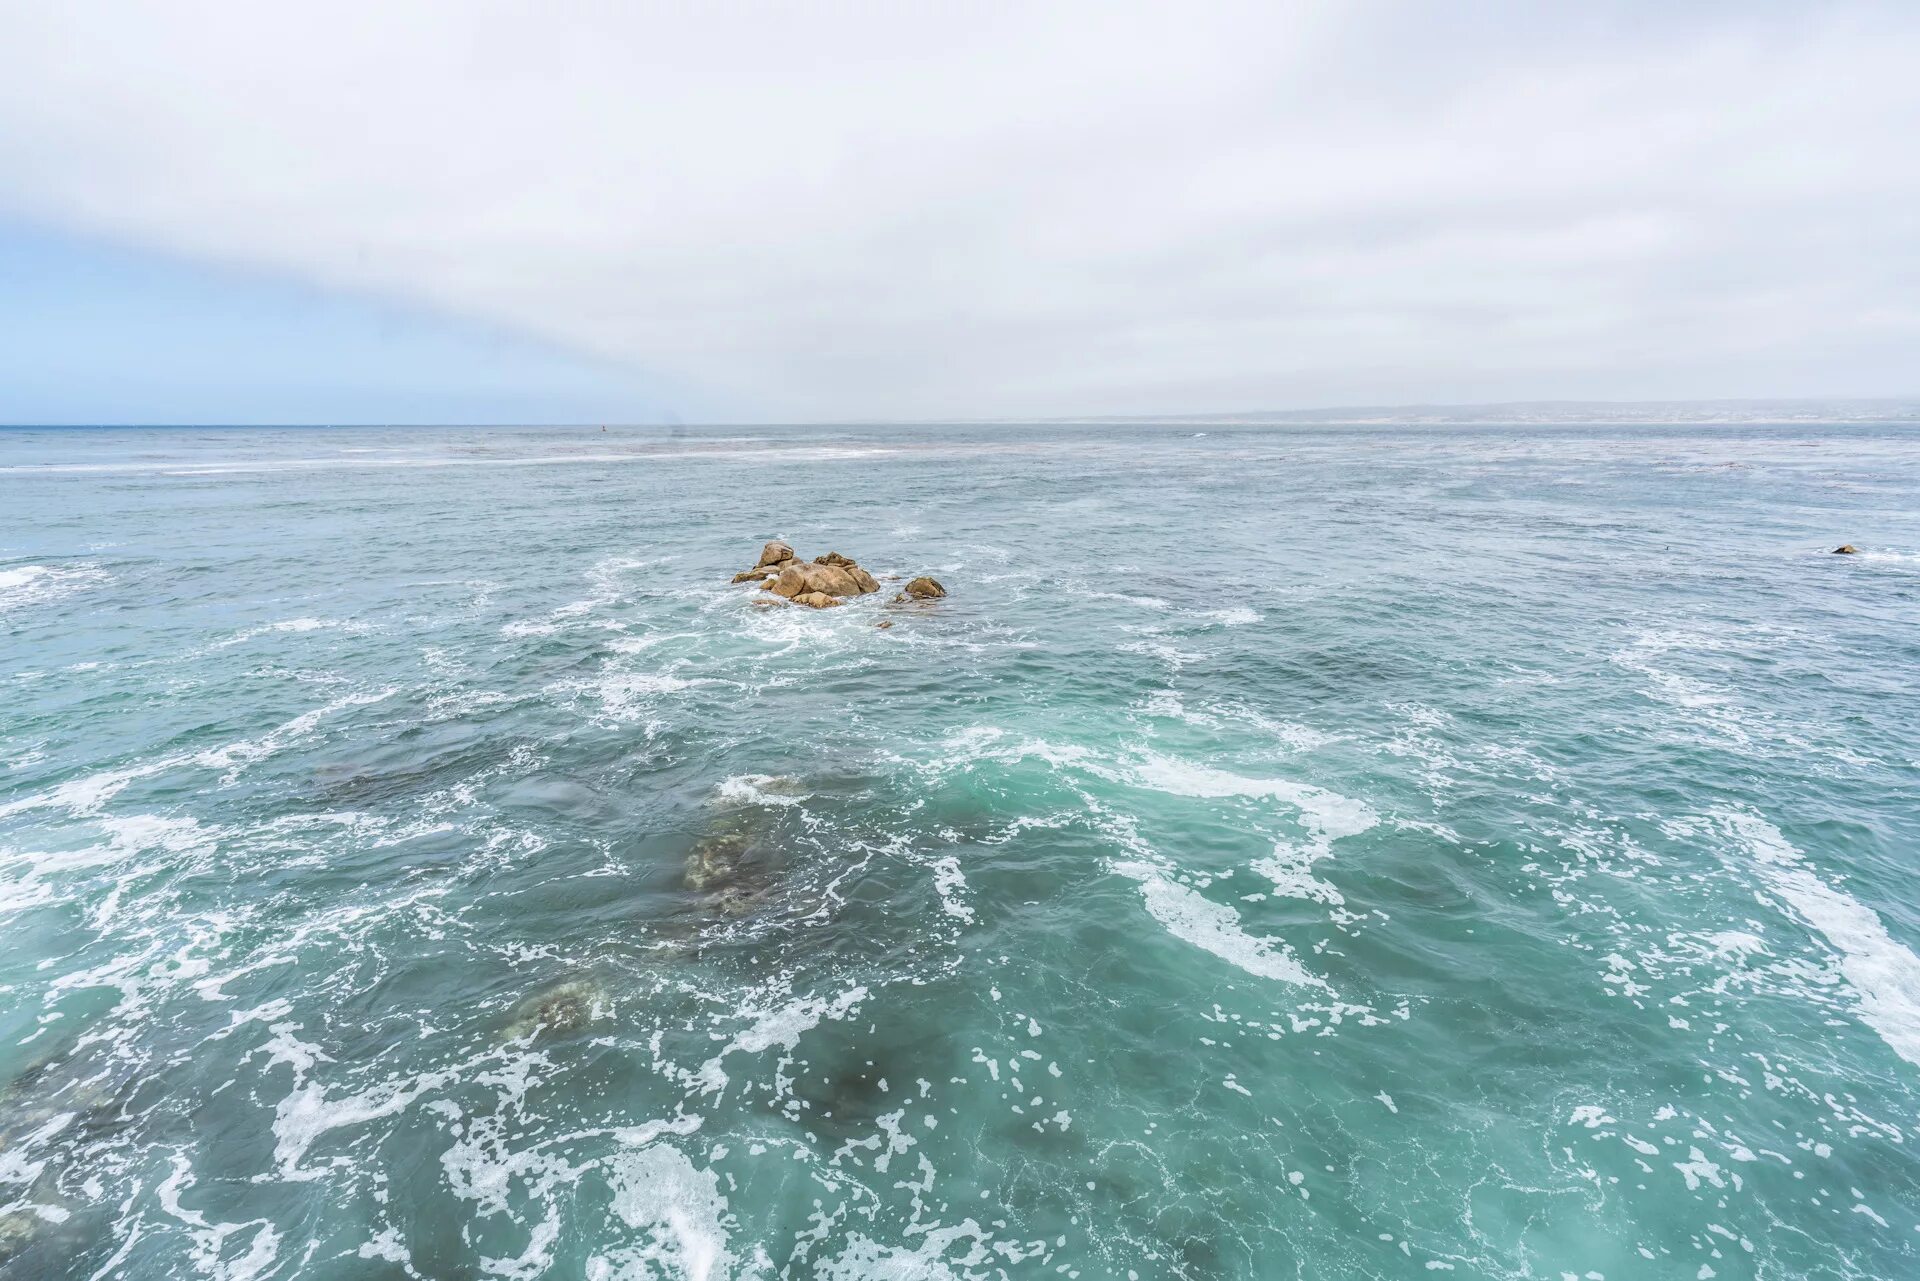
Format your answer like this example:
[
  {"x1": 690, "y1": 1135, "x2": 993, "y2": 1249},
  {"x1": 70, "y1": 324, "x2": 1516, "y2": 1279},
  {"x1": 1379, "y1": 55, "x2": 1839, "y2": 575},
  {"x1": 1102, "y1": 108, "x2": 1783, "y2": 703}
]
[
  {"x1": 795, "y1": 591, "x2": 843, "y2": 609},
  {"x1": 766, "y1": 566, "x2": 810, "y2": 599},
  {"x1": 686, "y1": 829, "x2": 751, "y2": 890},
  {"x1": 876, "y1": 620, "x2": 893, "y2": 629},
  {"x1": 501, "y1": 977, "x2": 603, "y2": 1042},
  {"x1": 767, "y1": 562, "x2": 873, "y2": 600},
  {"x1": 1833, "y1": 544, "x2": 1859, "y2": 554},
  {"x1": 735, "y1": 543, "x2": 883, "y2": 605},
  {"x1": 711, "y1": 885, "x2": 772, "y2": 916},
  {"x1": 899, "y1": 576, "x2": 947, "y2": 600},
  {"x1": 807, "y1": 564, "x2": 864, "y2": 596}
]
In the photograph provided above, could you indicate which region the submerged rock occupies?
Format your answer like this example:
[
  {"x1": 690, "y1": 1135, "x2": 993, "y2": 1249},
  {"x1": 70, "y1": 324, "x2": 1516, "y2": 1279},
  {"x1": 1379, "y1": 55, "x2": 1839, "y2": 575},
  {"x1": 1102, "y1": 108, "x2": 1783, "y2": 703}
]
[
  {"x1": 501, "y1": 977, "x2": 604, "y2": 1042},
  {"x1": 682, "y1": 787, "x2": 796, "y2": 919},
  {"x1": 685, "y1": 829, "x2": 752, "y2": 890},
  {"x1": 1833, "y1": 544, "x2": 1859, "y2": 554},
  {"x1": 896, "y1": 576, "x2": 947, "y2": 601}
]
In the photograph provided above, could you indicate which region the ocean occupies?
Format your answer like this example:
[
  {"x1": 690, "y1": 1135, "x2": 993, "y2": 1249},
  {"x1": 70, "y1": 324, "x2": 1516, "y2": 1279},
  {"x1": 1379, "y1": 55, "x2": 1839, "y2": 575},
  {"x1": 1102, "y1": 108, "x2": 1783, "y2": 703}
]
[{"x1": 2, "y1": 422, "x2": 1918, "y2": 1279}]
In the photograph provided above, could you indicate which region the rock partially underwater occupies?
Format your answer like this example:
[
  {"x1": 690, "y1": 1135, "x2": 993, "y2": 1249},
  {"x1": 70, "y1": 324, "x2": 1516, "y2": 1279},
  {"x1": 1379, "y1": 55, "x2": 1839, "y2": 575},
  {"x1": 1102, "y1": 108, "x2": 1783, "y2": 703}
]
[
  {"x1": 727, "y1": 542, "x2": 943, "y2": 610},
  {"x1": 682, "y1": 776, "x2": 807, "y2": 917},
  {"x1": 0, "y1": 1051, "x2": 142, "y2": 1268},
  {"x1": 895, "y1": 575, "x2": 947, "y2": 601},
  {"x1": 499, "y1": 976, "x2": 607, "y2": 1043}
]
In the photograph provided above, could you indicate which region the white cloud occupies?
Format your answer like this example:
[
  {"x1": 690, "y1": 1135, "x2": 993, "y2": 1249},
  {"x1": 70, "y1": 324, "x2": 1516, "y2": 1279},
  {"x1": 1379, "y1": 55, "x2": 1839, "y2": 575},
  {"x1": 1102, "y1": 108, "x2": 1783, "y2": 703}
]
[{"x1": 1, "y1": 1, "x2": 1915, "y2": 418}]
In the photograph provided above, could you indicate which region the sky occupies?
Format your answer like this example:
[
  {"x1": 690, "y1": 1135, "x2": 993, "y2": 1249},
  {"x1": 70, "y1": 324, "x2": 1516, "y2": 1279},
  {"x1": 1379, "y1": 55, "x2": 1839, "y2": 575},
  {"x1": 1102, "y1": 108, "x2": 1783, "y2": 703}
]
[{"x1": 0, "y1": 1, "x2": 1916, "y2": 424}]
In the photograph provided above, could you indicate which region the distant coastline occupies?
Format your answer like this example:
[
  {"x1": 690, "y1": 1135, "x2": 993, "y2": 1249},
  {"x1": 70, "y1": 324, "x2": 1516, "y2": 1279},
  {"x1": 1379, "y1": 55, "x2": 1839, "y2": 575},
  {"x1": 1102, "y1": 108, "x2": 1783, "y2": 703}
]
[{"x1": 1036, "y1": 398, "x2": 1920, "y2": 428}]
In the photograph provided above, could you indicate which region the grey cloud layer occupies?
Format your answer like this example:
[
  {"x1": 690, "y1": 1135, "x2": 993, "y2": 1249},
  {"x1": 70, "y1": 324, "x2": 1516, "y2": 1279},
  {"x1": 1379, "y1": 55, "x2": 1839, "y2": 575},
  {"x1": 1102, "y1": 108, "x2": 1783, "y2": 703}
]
[{"x1": 1, "y1": 1, "x2": 1915, "y2": 418}]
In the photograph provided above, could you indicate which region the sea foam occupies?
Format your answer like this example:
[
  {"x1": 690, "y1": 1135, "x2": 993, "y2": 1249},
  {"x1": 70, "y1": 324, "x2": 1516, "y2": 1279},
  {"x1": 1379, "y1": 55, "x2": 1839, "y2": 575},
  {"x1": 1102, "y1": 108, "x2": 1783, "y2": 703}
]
[{"x1": 1715, "y1": 809, "x2": 1920, "y2": 1067}]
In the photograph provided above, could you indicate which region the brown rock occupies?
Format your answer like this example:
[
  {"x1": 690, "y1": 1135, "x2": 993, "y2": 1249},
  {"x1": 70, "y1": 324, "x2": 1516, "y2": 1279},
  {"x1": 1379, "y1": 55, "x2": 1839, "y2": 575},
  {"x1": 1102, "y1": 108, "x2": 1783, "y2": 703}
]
[
  {"x1": 876, "y1": 620, "x2": 894, "y2": 629},
  {"x1": 736, "y1": 544, "x2": 880, "y2": 601},
  {"x1": 806, "y1": 564, "x2": 863, "y2": 596},
  {"x1": 767, "y1": 566, "x2": 811, "y2": 599},
  {"x1": 1833, "y1": 544, "x2": 1859, "y2": 554},
  {"x1": 794, "y1": 591, "x2": 843, "y2": 609},
  {"x1": 900, "y1": 576, "x2": 946, "y2": 599}
]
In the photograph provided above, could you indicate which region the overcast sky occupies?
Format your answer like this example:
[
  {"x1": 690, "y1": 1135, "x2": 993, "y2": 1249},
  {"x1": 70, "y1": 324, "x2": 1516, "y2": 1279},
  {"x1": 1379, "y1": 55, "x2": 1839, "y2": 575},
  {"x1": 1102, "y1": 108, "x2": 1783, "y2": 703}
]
[{"x1": 1, "y1": 1, "x2": 1916, "y2": 422}]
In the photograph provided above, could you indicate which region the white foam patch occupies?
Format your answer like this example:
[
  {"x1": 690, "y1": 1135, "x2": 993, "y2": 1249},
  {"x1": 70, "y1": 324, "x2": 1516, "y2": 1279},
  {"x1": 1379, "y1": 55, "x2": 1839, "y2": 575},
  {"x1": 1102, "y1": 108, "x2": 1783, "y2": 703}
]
[
  {"x1": 695, "y1": 985, "x2": 870, "y2": 1094},
  {"x1": 714, "y1": 774, "x2": 803, "y2": 808},
  {"x1": 914, "y1": 726, "x2": 1102, "y2": 778},
  {"x1": 213, "y1": 617, "x2": 370, "y2": 648},
  {"x1": 1131, "y1": 754, "x2": 1376, "y2": 901},
  {"x1": 815, "y1": 1224, "x2": 989, "y2": 1280},
  {"x1": 0, "y1": 813, "x2": 213, "y2": 923},
  {"x1": 1112, "y1": 862, "x2": 1328, "y2": 990},
  {"x1": 593, "y1": 1145, "x2": 739, "y2": 1281},
  {"x1": 261, "y1": 1023, "x2": 455, "y2": 1181},
  {"x1": 157, "y1": 1154, "x2": 284, "y2": 1280},
  {"x1": 577, "y1": 670, "x2": 720, "y2": 724},
  {"x1": 1715, "y1": 809, "x2": 1920, "y2": 1067},
  {"x1": 1199, "y1": 606, "x2": 1261, "y2": 626},
  {"x1": 931, "y1": 856, "x2": 974, "y2": 923},
  {"x1": 196, "y1": 688, "x2": 398, "y2": 782},
  {"x1": 0, "y1": 563, "x2": 107, "y2": 612}
]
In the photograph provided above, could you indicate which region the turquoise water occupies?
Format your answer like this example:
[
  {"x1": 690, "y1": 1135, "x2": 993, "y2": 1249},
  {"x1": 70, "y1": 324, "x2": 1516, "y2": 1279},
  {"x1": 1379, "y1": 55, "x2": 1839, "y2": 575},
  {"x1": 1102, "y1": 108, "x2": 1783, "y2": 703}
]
[{"x1": 3, "y1": 423, "x2": 1919, "y2": 1280}]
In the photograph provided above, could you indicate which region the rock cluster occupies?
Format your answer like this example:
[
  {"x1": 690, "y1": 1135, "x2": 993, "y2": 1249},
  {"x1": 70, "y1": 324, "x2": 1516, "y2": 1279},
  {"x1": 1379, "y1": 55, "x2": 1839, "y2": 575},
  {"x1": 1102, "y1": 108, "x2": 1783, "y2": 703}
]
[{"x1": 729, "y1": 541, "x2": 885, "y2": 609}]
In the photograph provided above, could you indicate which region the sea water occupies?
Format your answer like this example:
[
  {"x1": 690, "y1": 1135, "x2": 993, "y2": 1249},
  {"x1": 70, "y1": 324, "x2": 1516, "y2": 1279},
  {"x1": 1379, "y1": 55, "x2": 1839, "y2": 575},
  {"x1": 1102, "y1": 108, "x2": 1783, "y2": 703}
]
[{"x1": 2, "y1": 422, "x2": 1917, "y2": 1279}]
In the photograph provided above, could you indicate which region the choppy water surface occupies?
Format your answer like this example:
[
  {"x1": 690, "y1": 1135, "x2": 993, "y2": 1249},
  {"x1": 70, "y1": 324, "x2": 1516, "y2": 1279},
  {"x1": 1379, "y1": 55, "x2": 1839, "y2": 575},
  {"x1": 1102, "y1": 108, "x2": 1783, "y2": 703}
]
[{"x1": 3, "y1": 423, "x2": 1919, "y2": 1279}]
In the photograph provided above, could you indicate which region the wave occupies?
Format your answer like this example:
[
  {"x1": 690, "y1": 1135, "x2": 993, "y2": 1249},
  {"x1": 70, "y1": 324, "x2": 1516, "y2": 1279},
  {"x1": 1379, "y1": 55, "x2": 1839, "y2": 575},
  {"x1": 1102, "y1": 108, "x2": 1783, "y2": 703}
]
[
  {"x1": 0, "y1": 563, "x2": 107, "y2": 612},
  {"x1": 1111, "y1": 862, "x2": 1328, "y2": 989},
  {"x1": 1130, "y1": 753, "x2": 1376, "y2": 902},
  {"x1": 1713, "y1": 809, "x2": 1920, "y2": 1067}
]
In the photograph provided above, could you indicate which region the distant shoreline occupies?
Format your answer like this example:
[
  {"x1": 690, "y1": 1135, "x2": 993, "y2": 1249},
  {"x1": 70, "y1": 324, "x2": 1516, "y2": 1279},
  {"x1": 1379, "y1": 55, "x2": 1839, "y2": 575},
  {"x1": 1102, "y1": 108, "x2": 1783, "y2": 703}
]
[{"x1": 4, "y1": 398, "x2": 1920, "y2": 431}]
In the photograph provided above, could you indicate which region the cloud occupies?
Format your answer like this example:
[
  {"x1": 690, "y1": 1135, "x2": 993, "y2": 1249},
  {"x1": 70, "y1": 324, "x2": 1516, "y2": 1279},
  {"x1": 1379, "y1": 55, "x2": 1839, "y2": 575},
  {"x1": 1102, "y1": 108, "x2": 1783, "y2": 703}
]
[{"x1": 1, "y1": 1, "x2": 1915, "y2": 418}]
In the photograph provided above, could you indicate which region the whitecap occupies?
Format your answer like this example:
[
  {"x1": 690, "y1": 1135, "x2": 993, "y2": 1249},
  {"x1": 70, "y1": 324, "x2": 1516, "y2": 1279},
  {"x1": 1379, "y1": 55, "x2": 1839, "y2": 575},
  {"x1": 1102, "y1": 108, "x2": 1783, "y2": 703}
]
[
  {"x1": 594, "y1": 1145, "x2": 740, "y2": 1281},
  {"x1": 0, "y1": 563, "x2": 107, "y2": 612},
  {"x1": 211, "y1": 617, "x2": 373, "y2": 649},
  {"x1": 1111, "y1": 862, "x2": 1328, "y2": 990},
  {"x1": 1130, "y1": 753, "x2": 1377, "y2": 900},
  {"x1": 713, "y1": 774, "x2": 804, "y2": 808},
  {"x1": 816, "y1": 1224, "x2": 989, "y2": 1280},
  {"x1": 931, "y1": 856, "x2": 974, "y2": 923},
  {"x1": 1714, "y1": 809, "x2": 1920, "y2": 1066},
  {"x1": 694, "y1": 985, "x2": 869, "y2": 1095}
]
